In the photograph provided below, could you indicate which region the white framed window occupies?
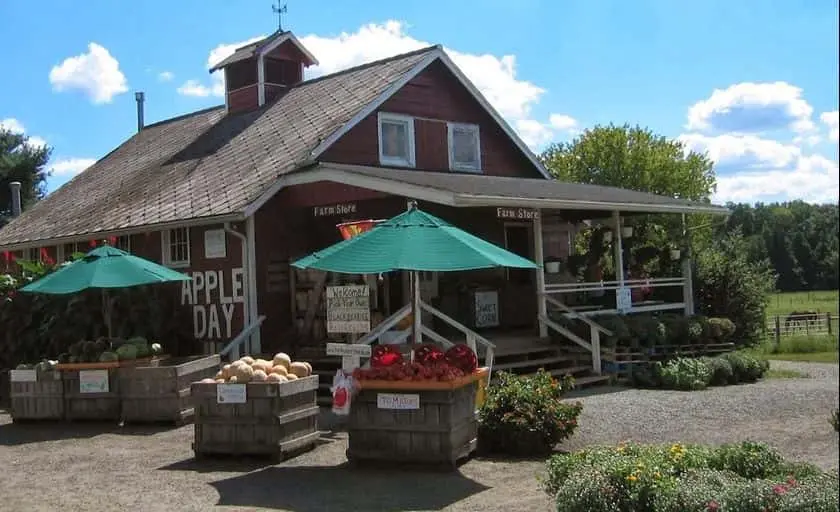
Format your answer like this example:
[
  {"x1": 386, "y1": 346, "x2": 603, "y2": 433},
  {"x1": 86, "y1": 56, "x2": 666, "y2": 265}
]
[
  {"x1": 162, "y1": 228, "x2": 190, "y2": 267},
  {"x1": 447, "y1": 122, "x2": 481, "y2": 172},
  {"x1": 377, "y1": 112, "x2": 415, "y2": 167}
]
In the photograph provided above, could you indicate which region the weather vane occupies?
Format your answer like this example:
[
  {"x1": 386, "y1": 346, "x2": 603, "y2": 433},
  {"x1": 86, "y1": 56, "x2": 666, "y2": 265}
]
[{"x1": 272, "y1": 1, "x2": 287, "y2": 31}]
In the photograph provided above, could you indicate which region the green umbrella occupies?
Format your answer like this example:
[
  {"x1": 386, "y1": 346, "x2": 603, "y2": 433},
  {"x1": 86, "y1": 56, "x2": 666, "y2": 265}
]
[
  {"x1": 20, "y1": 245, "x2": 191, "y2": 337},
  {"x1": 293, "y1": 206, "x2": 537, "y2": 273},
  {"x1": 293, "y1": 202, "x2": 537, "y2": 345}
]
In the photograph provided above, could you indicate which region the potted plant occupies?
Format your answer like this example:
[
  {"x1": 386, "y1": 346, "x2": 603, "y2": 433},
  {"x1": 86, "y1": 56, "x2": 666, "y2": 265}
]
[
  {"x1": 544, "y1": 256, "x2": 562, "y2": 274},
  {"x1": 621, "y1": 225, "x2": 634, "y2": 239},
  {"x1": 669, "y1": 243, "x2": 681, "y2": 261}
]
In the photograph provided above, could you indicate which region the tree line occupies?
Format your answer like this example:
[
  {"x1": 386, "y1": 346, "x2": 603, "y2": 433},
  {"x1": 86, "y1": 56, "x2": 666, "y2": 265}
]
[{"x1": 714, "y1": 201, "x2": 839, "y2": 292}]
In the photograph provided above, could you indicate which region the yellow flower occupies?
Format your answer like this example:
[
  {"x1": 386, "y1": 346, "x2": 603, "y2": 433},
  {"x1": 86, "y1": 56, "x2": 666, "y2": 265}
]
[
  {"x1": 654, "y1": 472, "x2": 662, "y2": 479},
  {"x1": 637, "y1": 462, "x2": 645, "y2": 469},
  {"x1": 627, "y1": 475, "x2": 637, "y2": 482}
]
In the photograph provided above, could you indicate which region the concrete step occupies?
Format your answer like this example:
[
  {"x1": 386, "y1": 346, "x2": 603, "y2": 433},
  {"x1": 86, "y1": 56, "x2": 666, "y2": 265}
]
[{"x1": 573, "y1": 374, "x2": 612, "y2": 388}]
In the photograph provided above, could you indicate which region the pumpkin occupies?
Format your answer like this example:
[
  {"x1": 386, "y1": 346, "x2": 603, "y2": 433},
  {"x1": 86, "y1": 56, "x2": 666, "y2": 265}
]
[
  {"x1": 289, "y1": 362, "x2": 309, "y2": 378},
  {"x1": 414, "y1": 344, "x2": 445, "y2": 365},
  {"x1": 371, "y1": 345, "x2": 404, "y2": 367},
  {"x1": 444, "y1": 344, "x2": 478, "y2": 374},
  {"x1": 270, "y1": 365, "x2": 288, "y2": 376},
  {"x1": 252, "y1": 369, "x2": 268, "y2": 382},
  {"x1": 272, "y1": 353, "x2": 292, "y2": 370},
  {"x1": 266, "y1": 373, "x2": 287, "y2": 383}
]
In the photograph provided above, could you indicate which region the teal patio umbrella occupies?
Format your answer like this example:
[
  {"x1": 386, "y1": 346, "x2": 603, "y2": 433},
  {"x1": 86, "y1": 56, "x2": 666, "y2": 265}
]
[
  {"x1": 293, "y1": 202, "x2": 537, "y2": 343},
  {"x1": 21, "y1": 245, "x2": 191, "y2": 337}
]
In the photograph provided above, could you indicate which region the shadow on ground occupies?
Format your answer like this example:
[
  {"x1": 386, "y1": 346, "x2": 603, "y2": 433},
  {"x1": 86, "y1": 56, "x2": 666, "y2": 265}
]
[
  {"x1": 565, "y1": 384, "x2": 630, "y2": 399},
  {"x1": 0, "y1": 420, "x2": 183, "y2": 446},
  {"x1": 208, "y1": 464, "x2": 490, "y2": 512}
]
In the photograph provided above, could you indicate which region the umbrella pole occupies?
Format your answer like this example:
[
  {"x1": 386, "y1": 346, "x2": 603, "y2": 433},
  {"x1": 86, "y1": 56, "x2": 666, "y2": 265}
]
[
  {"x1": 411, "y1": 270, "x2": 422, "y2": 351},
  {"x1": 102, "y1": 289, "x2": 113, "y2": 339}
]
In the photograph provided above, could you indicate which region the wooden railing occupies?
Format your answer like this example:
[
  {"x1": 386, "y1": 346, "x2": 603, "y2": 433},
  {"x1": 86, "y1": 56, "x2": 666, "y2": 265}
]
[
  {"x1": 544, "y1": 277, "x2": 687, "y2": 315},
  {"x1": 219, "y1": 315, "x2": 267, "y2": 360}
]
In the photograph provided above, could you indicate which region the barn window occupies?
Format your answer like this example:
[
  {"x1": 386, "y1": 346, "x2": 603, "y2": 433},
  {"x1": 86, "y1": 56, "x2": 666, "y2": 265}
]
[
  {"x1": 115, "y1": 235, "x2": 131, "y2": 252},
  {"x1": 378, "y1": 112, "x2": 415, "y2": 167},
  {"x1": 447, "y1": 122, "x2": 481, "y2": 172},
  {"x1": 163, "y1": 228, "x2": 190, "y2": 268}
]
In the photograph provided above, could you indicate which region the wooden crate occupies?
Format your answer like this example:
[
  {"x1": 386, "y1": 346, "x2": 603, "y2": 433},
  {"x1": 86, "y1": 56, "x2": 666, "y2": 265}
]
[
  {"x1": 9, "y1": 369, "x2": 64, "y2": 421},
  {"x1": 191, "y1": 375, "x2": 320, "y2": 460},
  {"x1": 0, "y1": 369, "x2": 9, "y2": 409},
  {"x1": 62, "y1": 368, "x2": 121, "y2": 421},
  {"x1": 346, "y1": 369, "x2": 487, "y2": 468},
  {"x1": 119, "y1": 355, "x2": 220, "y2": 425}
]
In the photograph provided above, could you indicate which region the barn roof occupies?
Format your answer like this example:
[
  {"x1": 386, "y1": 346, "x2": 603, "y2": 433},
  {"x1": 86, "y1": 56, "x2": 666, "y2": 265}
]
[{"x1": 0, "y1": 46, "x2": 437, "y2": 249}]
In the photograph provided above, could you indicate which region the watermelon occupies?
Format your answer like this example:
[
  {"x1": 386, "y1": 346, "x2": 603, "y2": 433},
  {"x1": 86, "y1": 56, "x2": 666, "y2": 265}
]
[
  {"x1": 444, "y1": 344, "x2": 478, "y2": 374},
  {"x1": 370, "y1": 345, "x2": 404, "y2": 368},
  {"x1": 414, "y1": 344, "x2": 445, "y2": 365}
]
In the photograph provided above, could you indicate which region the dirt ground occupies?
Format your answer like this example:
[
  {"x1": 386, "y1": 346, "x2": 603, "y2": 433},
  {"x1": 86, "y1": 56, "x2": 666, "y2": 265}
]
[{"x1": 1, "y1": 361, "x2": 837, "y2": 512}]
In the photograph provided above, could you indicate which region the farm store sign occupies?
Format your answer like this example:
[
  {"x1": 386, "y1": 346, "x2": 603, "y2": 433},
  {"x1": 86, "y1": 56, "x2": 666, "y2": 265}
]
[
  {"x1": 496, "y1": 207, "x2": 539, "y2": 220},
  {"x1": 181, "y1": 268, "x2": 244, "y2": 340},
  {"x1": 313, "y1": 203, "x2": 357, "y2": 217}
]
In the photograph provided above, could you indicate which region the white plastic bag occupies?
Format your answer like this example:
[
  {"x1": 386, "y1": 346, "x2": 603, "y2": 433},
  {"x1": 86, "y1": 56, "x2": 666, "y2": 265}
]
[{"x1": 330, "y1": 369, "x2": 355, "y2": 416}]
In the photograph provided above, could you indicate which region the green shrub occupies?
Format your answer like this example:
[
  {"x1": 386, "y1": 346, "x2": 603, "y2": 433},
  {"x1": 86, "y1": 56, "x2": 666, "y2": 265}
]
[
  {"x1": 625, "y1": 314, "x2": 667, "y2": 348},
  {"x1": 629, "y1": 362, "x2": 662, "y2": 388},
  {"x1": 702, "y1": 356, "x2": 734, "y2": 386},
  {"x1": 477, "y1": 370, "x2": 582, "y2": 456},
  {"x1": 707, "y1": 317, "x2": 736, "y2": 343},
  {"x1": 694, "y1": 231, "x2": 776, "y2": 347},
  {"x1": 658, "y1": 357, "x2": 712, "y2": 391},
  {"x1": 598, "y1": 314, "x2": 630, "y2": 348},
  {"x1": 720, "y1": 351, "x2": 767, "y2": 383},
  {"x1": 543, "y1": 442, "x2": 839, "y2": 512},
  {"x1": 686, "y1": 315, "x2": 710, "y2": 344},
  {"x1": 660, "y1": 314, "x2": 689, "y2": 345}
]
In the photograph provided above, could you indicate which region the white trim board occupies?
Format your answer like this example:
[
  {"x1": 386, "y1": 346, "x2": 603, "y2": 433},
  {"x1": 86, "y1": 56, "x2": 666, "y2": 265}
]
[{"x1": 308, "y1": 47, "x2": 552, "y2": 180}]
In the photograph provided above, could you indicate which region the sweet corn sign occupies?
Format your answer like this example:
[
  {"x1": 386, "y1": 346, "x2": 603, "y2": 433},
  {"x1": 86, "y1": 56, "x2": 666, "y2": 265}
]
[{"x1": 181, "y1": 268, "x2": 245, "y2": 340}]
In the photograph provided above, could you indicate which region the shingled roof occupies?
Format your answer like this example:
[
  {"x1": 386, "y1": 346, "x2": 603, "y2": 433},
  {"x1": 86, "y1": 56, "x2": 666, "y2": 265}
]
[{"x1": 0, "y1": 46, "x2": 438, "y2": 249}]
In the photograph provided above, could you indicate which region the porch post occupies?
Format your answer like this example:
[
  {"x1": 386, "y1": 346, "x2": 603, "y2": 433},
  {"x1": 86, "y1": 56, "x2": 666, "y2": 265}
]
[
  {"x1": 533, "y1": 209, "x2": 548, "y2": 337},
  {"x1": 612, "y1": 210, "x2": 625, "y2": 293},
  {"x1": 681, "y1": 214, "x2": 694, "y2": 315}
]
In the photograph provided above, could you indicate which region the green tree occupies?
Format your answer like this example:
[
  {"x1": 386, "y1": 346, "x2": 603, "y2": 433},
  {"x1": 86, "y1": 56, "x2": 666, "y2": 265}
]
[{"x1": 0, "y1": 128, "x2": 51, "y2": 227}]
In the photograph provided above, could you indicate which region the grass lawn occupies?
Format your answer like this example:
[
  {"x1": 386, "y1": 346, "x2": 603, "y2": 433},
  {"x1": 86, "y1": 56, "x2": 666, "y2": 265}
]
[
  {"x1": 749, "y1": 334, "x2": 839, "y2": 363},
  {"x1": 762, "y1": 351, "x2": 839, "y2": 363},
  {"x1": 766, "y1": 290, "x2": 839, "y2": 317},
  {"x1": 764, "y1": 368, "x2": 809, "y2": 378}
]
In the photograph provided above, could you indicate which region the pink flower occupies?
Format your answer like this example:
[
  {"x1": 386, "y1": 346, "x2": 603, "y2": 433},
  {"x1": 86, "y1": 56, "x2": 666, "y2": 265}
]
[
  {"x1": 706, "y1": 500, "x2": 720, "y2": 511},
  {"x1": 773, "y1": 483, "x2": 788, "y2": 495}
]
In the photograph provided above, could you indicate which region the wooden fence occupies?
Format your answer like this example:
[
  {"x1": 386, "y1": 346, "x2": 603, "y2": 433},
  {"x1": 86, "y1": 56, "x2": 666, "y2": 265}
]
[{"x1": 766, "y1": 313, "x2": 838, "y2": 340}]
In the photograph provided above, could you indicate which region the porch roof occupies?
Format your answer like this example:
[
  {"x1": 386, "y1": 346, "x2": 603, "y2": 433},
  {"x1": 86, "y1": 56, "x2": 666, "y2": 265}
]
[{"x1": 271, "y1": 163, "x2": 730, "y2": 216}]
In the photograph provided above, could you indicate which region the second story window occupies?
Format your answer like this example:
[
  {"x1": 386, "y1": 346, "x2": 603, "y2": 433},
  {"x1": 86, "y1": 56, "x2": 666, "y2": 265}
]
[
  {"x1": 163, "y1": 227, "x2": 190, "y2": 268},
  {"x1": 448, "y1": 122, "x2": 481, "y2": 172},
  {"x1": 378, "y1": 112, "x2": 415, "y2": 167}
]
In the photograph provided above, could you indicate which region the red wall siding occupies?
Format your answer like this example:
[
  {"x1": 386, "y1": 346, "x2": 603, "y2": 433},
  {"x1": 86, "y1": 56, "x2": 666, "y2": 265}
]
[
  {"x1": 321, "y1": 60, "x2": 542, "y2": 179},
  {"x1": 228, "y1": 85, "x2": 259, "y2": 114}
]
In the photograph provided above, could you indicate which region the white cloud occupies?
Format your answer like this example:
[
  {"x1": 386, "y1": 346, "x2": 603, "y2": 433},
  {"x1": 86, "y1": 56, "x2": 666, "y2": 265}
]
[
  {"x1": 49, "y1": 43, "x2": 128, "y2": 104},
  {"x1": 158, "y1": 71, "x2": 174, "y2": 82},
  {"x1": 0, "y1": 118, "x2": 47, "y2": 148},
  {"x1": 679, "y1": 133, "x2": 801, "y2": 169},
  {"x1": 820, "y1": 110, "x2": 839, "y2": 142},
  {"x1": 177, "y1": 79, "x2": 214, "y2": 97},
  {"x1": 49, "y1": 158, "x2": 96, "y2": 177},
  {"x1": 713, "y1": 154, "x2": 839, "y2": 204},
  {"x1": 686, "y1": 81, "x2": 815, "y2": 134},
  {"x1": 179, "y1": 22, "x2": 572, "y2": 150}
]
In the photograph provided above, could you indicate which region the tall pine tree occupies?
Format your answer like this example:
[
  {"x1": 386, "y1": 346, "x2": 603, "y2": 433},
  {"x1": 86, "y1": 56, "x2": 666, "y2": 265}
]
[{"x1": 0, "y1": 128, "x2": 51, "y2": 227}]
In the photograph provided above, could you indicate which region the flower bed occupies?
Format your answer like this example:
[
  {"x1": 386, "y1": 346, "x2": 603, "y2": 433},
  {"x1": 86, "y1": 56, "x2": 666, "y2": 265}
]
[
  {"x1": 629, "y1": 351, "x2": 770, "y2": 391},
  {"x1": 543, "y1": 441, "x2": 839, "y2": 512}
]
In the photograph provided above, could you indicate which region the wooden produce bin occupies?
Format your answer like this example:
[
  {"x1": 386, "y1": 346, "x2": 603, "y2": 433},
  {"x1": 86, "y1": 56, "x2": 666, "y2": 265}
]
[
  {"x1": 9, "y1": 369, "x2": 64, "y2": 422},
  {"x1": 62, "y1": 368, "x2": 121, "y2": 421},
  {"x1": 191, "y1": 375, "x2": 320, "y2": 460},
  {"x1": 346, "y1": 368, "x2": 488, "y2": 468},
  {"x1": 119, "y1": 355, "x2": 221, "y2": 425}
]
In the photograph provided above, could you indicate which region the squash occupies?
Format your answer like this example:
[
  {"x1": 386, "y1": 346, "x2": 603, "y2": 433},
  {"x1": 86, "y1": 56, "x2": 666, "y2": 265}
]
[
  {"x1": 251, "y1": 360, "x2": 272, "y2": 373},
  {"x1": 251, "y1": 369, "x2": 268, "y2": 382},
  {"x1": 228, "y1": 375, "x2": 239, "y2": 383},
  {"x1": 199, "y1": 378, "x2": 216, "y2": 383},
  {"x1": 266, "y1": 373, "x2": 287, "y2": 383},
  {"x1": 302, "y1": 362, "x2": 313, "y2": 375},
  {"x1": 272, "y1": 353, "x2": 292, "y2": 370},
  {"x1": 214, "y1": 371, "x2": 225, "y2": 380},
  {"x1": 214, "y1": 378, "x2": 226, "y2": 383},
  {"x1": 230, "y1": 363, "x2": 254, "y2": 383},
  {"x1": 270, "y1": 365, "x2": 288, "y2": 376},
  {"x1": 239, "y1": 356, "x2": 255, "y2": 365},
  {"x1": 221, "y1": 364, "x2": 232, "y2": 379},
  {"x1": 286, "y1": 373, "x2": 299, "y2": 381},
  {"x1": 289, "y1": 362, "x2": 309, "y2": 378}
]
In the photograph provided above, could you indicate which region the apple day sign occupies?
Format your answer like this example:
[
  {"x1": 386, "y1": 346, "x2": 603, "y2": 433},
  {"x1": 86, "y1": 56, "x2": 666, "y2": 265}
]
[{"x1": 181, "y1": 268, "x2": 244, "y2": 340}]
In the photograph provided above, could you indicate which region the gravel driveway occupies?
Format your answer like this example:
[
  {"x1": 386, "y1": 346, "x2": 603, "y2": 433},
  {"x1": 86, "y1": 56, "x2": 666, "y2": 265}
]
[{"x1": 0, "y1": 361, "x2": 837, "y2": 512}]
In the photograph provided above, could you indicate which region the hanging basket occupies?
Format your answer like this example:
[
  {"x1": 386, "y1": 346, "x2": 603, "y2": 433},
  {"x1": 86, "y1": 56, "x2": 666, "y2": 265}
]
[
  {"x1": 545, "y1": 261, "x2": 561, "y2": 274},
  {"x1": 603, "y1": 231, "x2": 613, "y2": 243},
  {"x1": 336, "y1": 219, "x2": 384, "y2": 240},
  {"x1": 621, "y1": 226, "x2": 634, "y2": 239},
  {"x1": 670, "y1": 249, "x2": 681, "y2": 261}
]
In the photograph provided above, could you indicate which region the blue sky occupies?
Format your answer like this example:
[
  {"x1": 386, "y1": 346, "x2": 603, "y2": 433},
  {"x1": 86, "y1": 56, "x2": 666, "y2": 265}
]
[{"x1": 1, "y1": 0, "x2": 838, "y2": 203}]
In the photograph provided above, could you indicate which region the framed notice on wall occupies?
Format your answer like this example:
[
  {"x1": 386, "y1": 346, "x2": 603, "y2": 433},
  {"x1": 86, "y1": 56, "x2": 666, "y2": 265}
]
[
  {"x1": 474, "y1": 290, "x2": 500, "y2": 328},
  {"x1": 326, "y1": 285, "x2": 371, "y2": 333},
  {"x1": 204, "y1": 229, "x2": 227, "y2": 259}
]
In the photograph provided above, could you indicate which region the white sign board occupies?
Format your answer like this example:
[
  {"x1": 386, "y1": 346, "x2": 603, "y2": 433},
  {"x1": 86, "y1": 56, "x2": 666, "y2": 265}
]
[
  {"x1": 377, "y1": 393, "x2": 421, "y2": 410},
  {"x1": 217, "y1": 383, "x2": 247, "y2": 404},
  {"x1": 326, "y1": 285, "x2": 370, "y2": 333},
  {"x1": 474, "y1": 290, "x2": 500, "y2": 328},
  {"x1": 204, "y1": 229, "x2": 227, "y2": 259},
  {"x1": 326, "y1": 343, "x2": 372, "y2": 371},
  {"x1": 79, "y1": 370, "x2": 109, "y2": 394},
  {"x1": 10, "y1": 369, "x2": 37, "y2": 382},
  {"x1": 616, "y1": 286, "x2": 633, "y2": 313}
]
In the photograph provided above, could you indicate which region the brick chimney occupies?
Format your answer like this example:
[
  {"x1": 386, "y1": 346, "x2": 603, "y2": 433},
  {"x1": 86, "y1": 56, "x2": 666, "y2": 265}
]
[{"x1": 209, "y1": 31, "x2": 319, "y2": 114}]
